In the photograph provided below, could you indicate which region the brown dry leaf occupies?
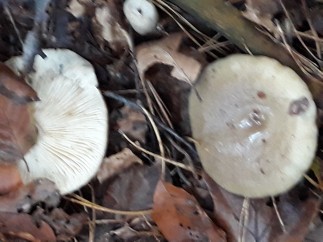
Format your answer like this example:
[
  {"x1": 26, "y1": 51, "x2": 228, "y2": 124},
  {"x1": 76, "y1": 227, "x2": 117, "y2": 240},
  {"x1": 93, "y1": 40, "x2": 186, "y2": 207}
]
[
  {"x1": 67, "y1": 0, "x2": 86, "y2": 18},
  {"x1": 305, "y1": 219, "x2": 323, "y2": 242},
  {"x1": 0, "y1": 163, "x2": 22, "y2": 195},
  {"x1": 242, "y1": 5, "x2": 278, "y2": 34},
  {"x1": 136, "y1": 33, "x2": 202, "y2": 84},
  {"x1": 116, "y1": 106, "x2": 148, "y2": 144},
  {"x1": 0, "y1": 212, "x2": 56, "y2": 242},
  {"x1": 152, "y1": 180, "x2": 227, "y2": 242},
  {"x1": 34, "y1": 207, "x2": 87, "y2": 241},
  {"x1": 0, "y1": 64, "x2": 38, "y2": 103},
  {"x1": 242, "y1": 0, "x2": 304, "y2": 37},
  {"x1": 203, "y1": 173, "x2": 320, "y2": 242},
  {"x1": 0, "y1": 63, "x2": 38, "y2": 162},
  {"x1": 102, "y1": 163, "x2": 162, "y2": 211},
  {"x1": 92, "y1": 0, "x2": 132, "y2": 52},
  {"x1": 0, "y1": 178, "x2": 60, "y2": 213},
  {"x1": 106, "y1": 222, "x2": 162, "y2": 241},
  {"x1": 97, "y1": 148, "x2": 143, "y2": 183}
]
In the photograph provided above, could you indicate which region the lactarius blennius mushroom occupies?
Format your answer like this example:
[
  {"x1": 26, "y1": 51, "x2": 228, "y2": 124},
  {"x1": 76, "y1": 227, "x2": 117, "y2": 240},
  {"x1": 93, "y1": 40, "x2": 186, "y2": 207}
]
[
  {"x1": 6, "y1": 49, "x2": 108, "y2": 195},
  {"x1": 189, "y1": 54, "x2": 318, "y2": 198}
]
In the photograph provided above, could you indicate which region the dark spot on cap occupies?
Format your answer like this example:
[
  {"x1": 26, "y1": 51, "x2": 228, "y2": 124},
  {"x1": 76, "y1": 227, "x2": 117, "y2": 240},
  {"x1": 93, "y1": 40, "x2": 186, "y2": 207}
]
[
  {"x1": 289, "y1": 97, "x2": 309, "y2": 115},
  {"x1": 257, "y1": 91, "x2": 266, "y2": 99}
]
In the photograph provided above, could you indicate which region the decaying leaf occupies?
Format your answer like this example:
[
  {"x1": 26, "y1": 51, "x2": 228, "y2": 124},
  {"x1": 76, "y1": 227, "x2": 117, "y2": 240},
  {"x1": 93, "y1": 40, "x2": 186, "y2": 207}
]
[
  {"x1": 242, "y1": 0, "x2": 279, "y2": 34},
  {"x1": 34, "y1": 207, "x2": 87, "y2": 241},
  {"x1": 97, "y1": 148, "x2": 143, "y2": 183},
  {"x1": 0, "y1": 212, "x2": 56, "y2": 242},
  {"x1": 0, "y1": 178, "x2": 60, "y2": 213},
  {"x1": 67, "y1": 0, "x2": 86, "y2": 18},
  {"x1": 116, "y1": 106, "x2": 148, "y2": 144},
  {"x1": 0, "y1": 63, "x2": 38, "y2": 162},
  {"x1": 0, "y1": 163, "x2": 22, "y2": 195},
  {"x1": 136, "y1": 33, "x2": 202, "y2": 84},
  {"x1": 305, "y1": 217, "x2": 323, "y2": 242},
  {"x1": 93, "y1": 0, "x2": 132, "y2": 52},
  {"x1": 203, "y1": 173, "x2": 320, "y2": 242},
  {"x1": 102, "y1": 163, "x2": 162, "y2": 211},
  {"x1": 152, "y1": 180, "x2": 227, "y2": 242}
]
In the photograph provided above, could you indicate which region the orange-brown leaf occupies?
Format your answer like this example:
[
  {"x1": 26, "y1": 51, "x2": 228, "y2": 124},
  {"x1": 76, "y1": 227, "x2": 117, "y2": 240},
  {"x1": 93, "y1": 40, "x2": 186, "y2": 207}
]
[
  {"x1": 0, "y1": 64, "x2": 38, "y2": 162},
  {"x1": 0, "y1": 212, "x2": 56, "y2": 242},
  {"x1": 0, "y1": 64, "x2": 38, "y2": 104},
  {"x1": 152, "y1": 180, "x2": 226, "y2": 242},
  {"x1": 0, "y1": 163, "x2": 22, "y2": 195}
]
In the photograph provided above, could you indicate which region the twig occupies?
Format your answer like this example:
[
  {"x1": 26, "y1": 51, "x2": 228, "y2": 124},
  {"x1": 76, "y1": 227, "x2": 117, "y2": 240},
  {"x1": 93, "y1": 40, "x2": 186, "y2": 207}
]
[
  {"x1": 119, "y1": 131, "x2": 195, "y2": 172},
  {"x1": 139, "y1": 104, "x2": 166, "y2": 180},
  {"x1": 272, "y1": 197, "x2": 286, "y2": 233},
  {"x1": 65, "y1": 194, "x2": 151, "y2": 216}
]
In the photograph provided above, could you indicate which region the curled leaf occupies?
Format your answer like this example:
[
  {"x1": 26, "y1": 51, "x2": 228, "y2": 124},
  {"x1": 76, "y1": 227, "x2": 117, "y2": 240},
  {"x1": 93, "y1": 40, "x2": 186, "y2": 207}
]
[{"x1": 136, "y1": 33, "x2": 202, "y2": 84}]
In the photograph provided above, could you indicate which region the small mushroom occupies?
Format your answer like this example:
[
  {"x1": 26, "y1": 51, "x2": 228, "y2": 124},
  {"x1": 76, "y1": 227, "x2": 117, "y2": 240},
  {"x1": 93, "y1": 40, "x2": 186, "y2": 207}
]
[
  {"x1": 189, "y1": 54, "x2": 318, "y2": 198},
  {"x1": 6, "y1": 49, "x2": 108, "y2": 195},
  {"x1": 123, "y1": 0, "x2": 159, "y2": 35}
]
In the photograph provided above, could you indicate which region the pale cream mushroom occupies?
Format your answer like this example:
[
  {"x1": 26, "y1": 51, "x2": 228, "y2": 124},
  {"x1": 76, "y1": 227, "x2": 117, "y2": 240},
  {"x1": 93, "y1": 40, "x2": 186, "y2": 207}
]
[
  {"x1": 123, "y1": 0, "x2": 159, "y2": 35},
  {"x1": 189, "y1": 54, "x2": 318, "y2": 198},
  {"x1": 6, "y1": 49, "x2": 108, "y2": 195}
]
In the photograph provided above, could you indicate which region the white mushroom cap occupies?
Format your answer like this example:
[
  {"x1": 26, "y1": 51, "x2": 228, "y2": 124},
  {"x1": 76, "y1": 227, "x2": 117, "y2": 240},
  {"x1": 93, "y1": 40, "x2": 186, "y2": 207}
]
[
  {"x1": 123, "y1": 0, "x2": 159, "y2": 35},
  {"x1": 6, "y1": 49, "x2": 108, "y2": 195},
  {"x1": 189, "y1": 54, "x2": 318, "y2": 198}
]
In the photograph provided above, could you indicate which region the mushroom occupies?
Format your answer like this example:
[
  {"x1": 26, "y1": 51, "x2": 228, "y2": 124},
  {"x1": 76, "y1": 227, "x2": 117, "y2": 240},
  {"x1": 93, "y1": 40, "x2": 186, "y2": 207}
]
[
  {"x1": 189, "y1": 54, "x2": 318, "y2": 198},
  {"x1": 123, "y1": 0, "x2": 159, "y2": 35},
  {"x1": 6, "y1": 49, "x2": 108, "y2": 195}
]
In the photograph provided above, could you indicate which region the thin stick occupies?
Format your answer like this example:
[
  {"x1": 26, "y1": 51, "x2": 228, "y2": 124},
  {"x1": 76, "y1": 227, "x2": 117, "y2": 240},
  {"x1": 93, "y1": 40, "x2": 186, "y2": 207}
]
[
  {"x1": 4, "y1": 5, "x2": 23, "y2": 46},
  {"x1": 66, "y1": 194, "x2": 151, "y2": 216},
  {"x1": 103, "y1": 91, "x2": 200, "y2": 162},
  {"x1": 120, "y1": 131, "x2": 195, "y2": 172},
  {"x1": 139, "y1": 105, "x2": 166, "y2": 179}
]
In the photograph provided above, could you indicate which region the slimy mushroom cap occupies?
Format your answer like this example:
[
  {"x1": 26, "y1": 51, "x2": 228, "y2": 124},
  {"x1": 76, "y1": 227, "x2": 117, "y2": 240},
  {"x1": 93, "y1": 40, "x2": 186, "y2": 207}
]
[{"x1": 189, "y1": 54, "x2": 318, "y2": 198}]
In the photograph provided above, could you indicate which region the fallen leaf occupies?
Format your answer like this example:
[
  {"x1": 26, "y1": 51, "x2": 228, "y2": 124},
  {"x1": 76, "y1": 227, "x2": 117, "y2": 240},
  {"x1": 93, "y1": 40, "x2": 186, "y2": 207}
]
[
  {"x1": 136, "y1": 33, "x2": 202, "y2": 84},
  {"x1": 116, "y1": 106, "x2": 148, "y2": 144},
  {"x1": 93, "y1": 0, "x2": 132, "y2": 52},
  {"x1": 97, "y1": 148, "x2": 143, "y2": 183},
  {"x1": 242, "y1": 0, "x2": 303, "y2": 38},
  {"x1": 0, "y1": 63, "x2": 38, "y2": 162},
  {"x1": 203, "y1": 173, "x2": 320, "y2": 242},
  {"x1": 144, "y1": 64, "x2": 194, "y2": 134},
  {"x1": 102, "y1": 163, "x2": 162, "y2": 211},
  {"x1": 67, "y1": 0, "x2": 86, "y2": 18},
  {"x1": 0, "y1": 64, "x2": 38, "y2": 103},
  {"x1": 34, "y1": 207, "x2": 87, "y2": 241},
  {"x1": 0, "y1": 178, "x2": 60, "y2": 213},
  {"x1": 107, "y1": 222, "x2": 162, "y2": 241},
  {"x1": 152, "y1": 180, "x2": 227, "y2": 242},
  {"x1": 0, "y1": 163, "x2": 22, "y2": 195},
  {"x1": 305, "y1": 218, "x2": 323, "y2": 242},
  {"x1": 0, "y1": 212, "x2": 56, "y2": 242}
]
